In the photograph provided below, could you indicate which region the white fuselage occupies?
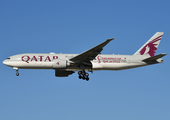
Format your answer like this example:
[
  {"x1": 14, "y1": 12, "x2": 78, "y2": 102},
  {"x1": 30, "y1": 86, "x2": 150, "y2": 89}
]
[
  {"x1": 2, "y1": 32, "x2": 166, "y2": 80},
  {"x1": 3, "y1": 53, "x2": 161, "y2": 71}
]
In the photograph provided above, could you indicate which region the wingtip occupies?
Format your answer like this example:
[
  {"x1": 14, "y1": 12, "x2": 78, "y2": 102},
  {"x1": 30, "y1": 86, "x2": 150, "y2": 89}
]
[
  {"x1": 161, "y1": 53, "x2": 167, "y2": 56},
  {"x1": 107, "y1": 38, "x2": 115, "y2": 41}
]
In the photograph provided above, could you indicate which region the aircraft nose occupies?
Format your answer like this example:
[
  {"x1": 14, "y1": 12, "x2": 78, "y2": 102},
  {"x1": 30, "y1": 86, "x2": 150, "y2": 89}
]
[
  {"x1": 3, "y1": 60, "x2": 9, "y2": 66},
  {"x1": 3, "y1": 60, "x2": 6, "y2": 65}
]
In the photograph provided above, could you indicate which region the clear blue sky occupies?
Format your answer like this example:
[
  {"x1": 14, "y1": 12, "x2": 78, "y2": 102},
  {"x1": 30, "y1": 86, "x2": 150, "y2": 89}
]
[{"x1": 0, "y1": 0, "x2": 170, "y2": 120}]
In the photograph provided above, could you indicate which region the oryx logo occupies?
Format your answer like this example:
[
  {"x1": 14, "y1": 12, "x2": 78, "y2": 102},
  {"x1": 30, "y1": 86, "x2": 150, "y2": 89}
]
[{"x1": 139, "y1": 35, "x2": 163, "y2": 56}]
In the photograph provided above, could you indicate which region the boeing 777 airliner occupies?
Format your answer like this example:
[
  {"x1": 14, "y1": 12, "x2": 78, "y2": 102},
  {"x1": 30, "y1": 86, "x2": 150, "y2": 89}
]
[{"x1": 3, "y1": 32, "x2": 167, "y2": 81}]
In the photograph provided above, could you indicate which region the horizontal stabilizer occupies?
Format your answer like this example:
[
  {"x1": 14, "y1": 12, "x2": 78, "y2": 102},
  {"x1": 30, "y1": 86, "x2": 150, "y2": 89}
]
[{"x1": 143, "y1": 53, "x2": 167, "y2": 62}]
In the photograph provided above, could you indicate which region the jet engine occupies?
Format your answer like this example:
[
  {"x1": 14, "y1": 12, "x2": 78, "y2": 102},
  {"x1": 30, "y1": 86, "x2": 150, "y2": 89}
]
[
  {"x1": 52, "y1": 60, "x2": 70, "y2": 69},
  {"x1": 55, "y1": 70, "x2": 74, "y2": 77}
]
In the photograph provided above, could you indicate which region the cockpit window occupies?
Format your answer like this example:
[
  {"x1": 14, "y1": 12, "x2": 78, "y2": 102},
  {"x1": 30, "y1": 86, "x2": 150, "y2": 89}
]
[{"x1": 7, "y1": 58, "x2": 10, "y2": 59}]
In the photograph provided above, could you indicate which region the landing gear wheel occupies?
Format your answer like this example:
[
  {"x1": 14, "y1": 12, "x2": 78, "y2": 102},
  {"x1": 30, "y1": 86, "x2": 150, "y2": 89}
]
[
  {"x1": 82, "y1": 71, "x2": 85, "y2": 75},
  {"x1": 13, "y1": 67, "x2": 19, "y2": 76},
  {"x1": 85, "y1": 73, "x2": 89, "y2": 77},
  {"x1": 16, "y1": 72, "x2": 19, "y2": 76},
  {"x1": 86, "y1": 77, "x2": 89, "y2": 81},
  {"x1": 79, "y1": 75, "x2": 82, "y2": 79},
  {"x1": 78, "y1": 71, "x2": 82, "y2": 75},
  {"x1": 78, "y1": 71, "x2": 90, "y2": 81}
]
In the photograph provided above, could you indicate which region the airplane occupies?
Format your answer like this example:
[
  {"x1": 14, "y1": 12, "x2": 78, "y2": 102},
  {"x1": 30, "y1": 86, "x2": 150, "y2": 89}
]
[{"x1": 3, "y1": 32, "x2": 167, "y2": 81}]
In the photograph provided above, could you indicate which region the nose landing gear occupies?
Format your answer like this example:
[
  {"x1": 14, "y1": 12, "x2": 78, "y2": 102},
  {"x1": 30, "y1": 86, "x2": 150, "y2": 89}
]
[
  {"x1": 78, "y1": 71, "x2": 89, "y2": 81},
  {"x1": 16, "y1": 70, "x2": 19, "y2": 76},
  {"x1": 13, "y1": 67, "x2": 19, "y2": 76}
]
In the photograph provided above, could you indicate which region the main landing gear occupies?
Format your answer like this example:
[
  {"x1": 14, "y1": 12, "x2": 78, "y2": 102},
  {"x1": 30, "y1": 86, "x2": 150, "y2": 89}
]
[
  {"x1": 13, "y1": 67, "x2": 19, "y2": 76},
  {"x1": 78, "y1": 71, "x2": 89, "y2": 81}
]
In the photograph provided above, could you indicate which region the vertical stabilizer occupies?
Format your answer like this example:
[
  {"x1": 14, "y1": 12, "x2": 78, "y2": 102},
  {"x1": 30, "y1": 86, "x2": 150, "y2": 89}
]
[{"x1": 134, "y1": 32, "x2": 164, "y2": 57}]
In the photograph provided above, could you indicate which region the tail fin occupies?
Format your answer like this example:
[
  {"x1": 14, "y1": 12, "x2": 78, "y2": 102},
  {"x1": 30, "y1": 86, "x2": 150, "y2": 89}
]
[{"x1": 134, "y1": 32, "x2": 164, "y2": 57}]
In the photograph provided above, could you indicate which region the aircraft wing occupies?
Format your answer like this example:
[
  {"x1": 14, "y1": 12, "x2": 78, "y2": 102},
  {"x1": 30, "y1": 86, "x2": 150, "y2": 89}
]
[{"x1": 69, "y1": 38, "x2": 115, "y2": 63}]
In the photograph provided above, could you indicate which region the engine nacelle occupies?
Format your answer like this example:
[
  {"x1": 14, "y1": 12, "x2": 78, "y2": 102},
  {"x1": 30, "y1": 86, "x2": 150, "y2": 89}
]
[
  {"x1": 55, "y1": 70, "x2": 74, "y2": 77},
  {"x1": 52, "y1": 60, "x2": 69, "y2": 69}
]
